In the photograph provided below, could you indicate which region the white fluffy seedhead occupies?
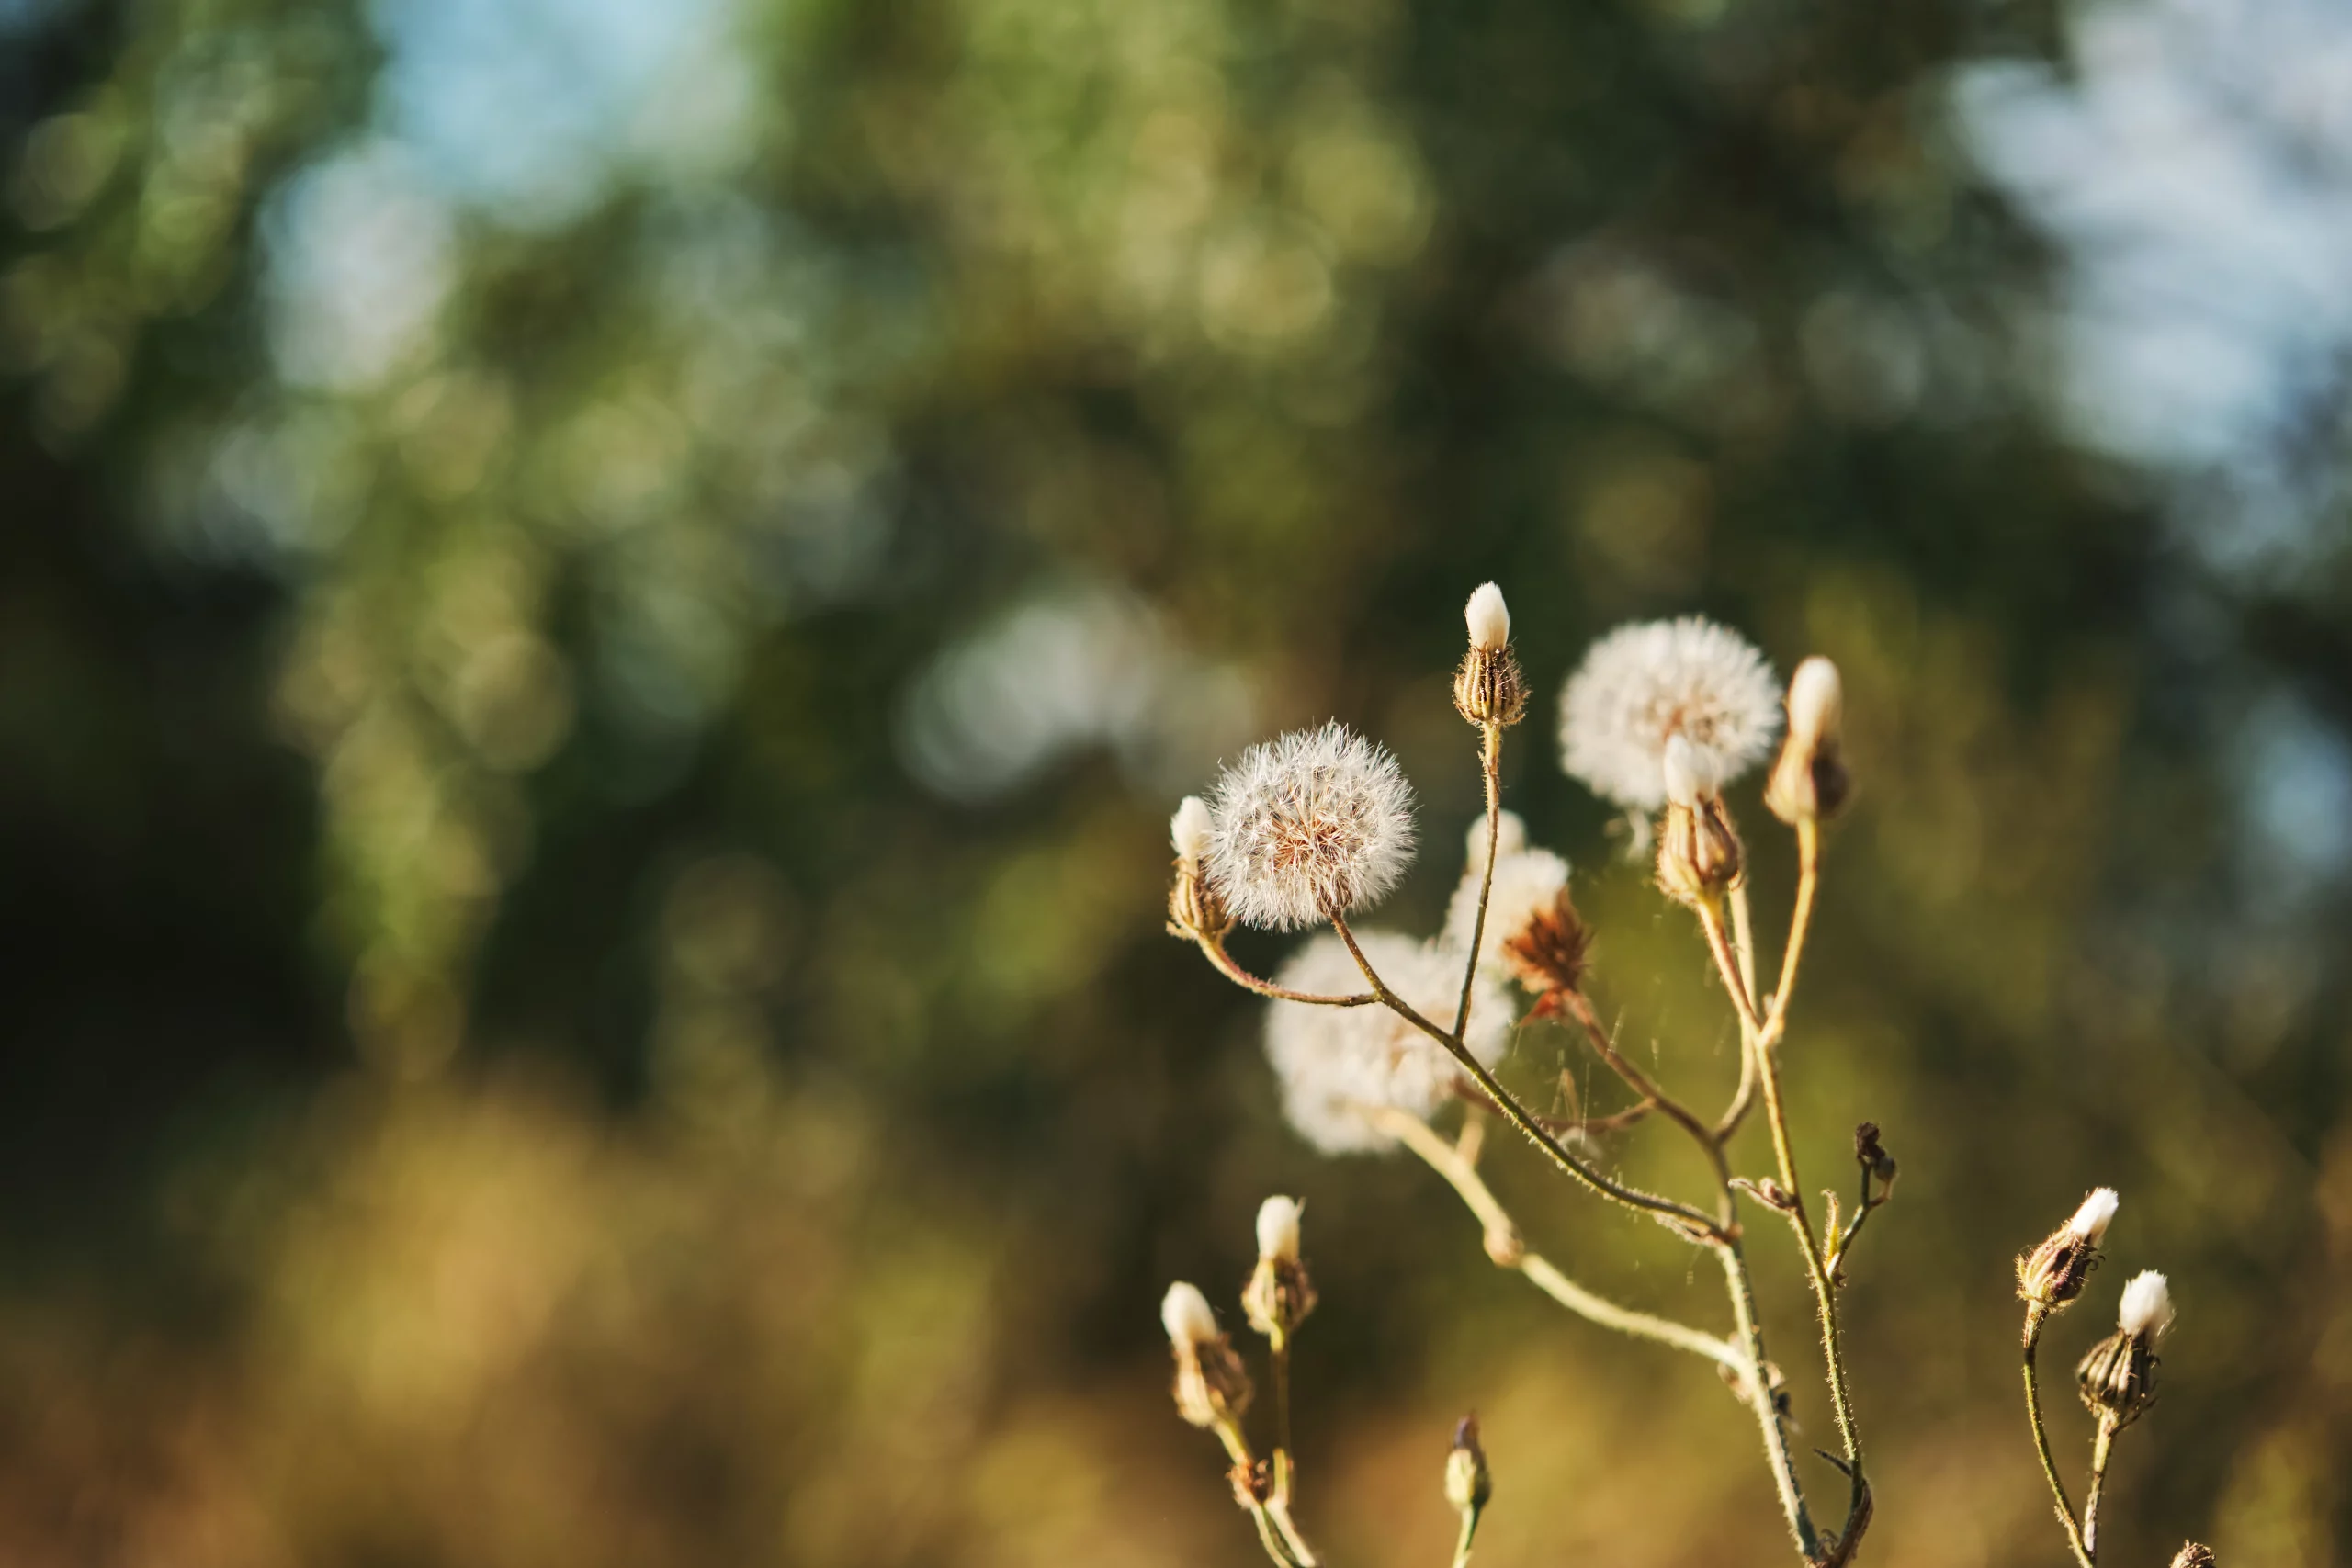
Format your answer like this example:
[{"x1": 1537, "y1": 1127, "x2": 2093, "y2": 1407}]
[
  {"x1": 1465, "y1": 582, "x2": 1510, "y2": 651},
  {"x1": 1558, "y1": 616, "x2": 1782, "y2": 810},
  {"x1": 1255, "y1": 1196, "x2": 1303, "y2": 1263},
  {"x1": 1170, "y1": 795, "x2": 1214, "y2": 862},
  {"x1": 1204, "y1": 723, "x2": 1417, "y2": 931},
  {"x1": 2068, "y1": 1188, "x2": 2120, "y2": 1247},
  {"x1": 1444, "y1": 818, "x2": 1570, "y2": 974},
  {"x1": 1264, "y1": 931, "x2": 1510, "y2": 1154},
  {"x1": 1787, "y1": 656, "x2": 1843, "y2": 744},
  {"x1": 2119, "y1": 1270, "x2": 2175, "y2": 1342},
  {"x1": 1161, "y1": 1280, "x2": 1219, "y2": 1348}
]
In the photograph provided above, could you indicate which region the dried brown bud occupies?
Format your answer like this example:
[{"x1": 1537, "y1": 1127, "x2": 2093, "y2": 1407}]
[
  {"x1": 2018, "y1": 1190, "x2": 2118, "y2": 1313},
  {"x1": 1242, "y1": 1256, "x2": 1319, "y2": 1344},
  {"x1": 1501, "y1": 887, "x2": 1593, "y2": 1000},
  {"x1": 1444, "y1": 1416, "x2": 1492, "y2": 1515},
  {"x1": 2170, "y1": 1543, "x2": 2217, "y2": 1568},
  {"x1": 1453, "y1": 644, "x2": 1529, "y2": 728},
  {"x1": 1854, "y1": 1122, "x2": 1897, "y2": 1189},
  {"x1": 1228, "y1": 1458, "x2": 1275, "y2": 1507},
  {"x1": 2076, "y1": 1327, "x2": 2160, "y2": 1429}
]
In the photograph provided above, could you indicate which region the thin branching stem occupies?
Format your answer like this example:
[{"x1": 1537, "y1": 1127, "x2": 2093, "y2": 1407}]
[
  {"x1": 1453, "y1": 722, "x2": 1504, "y2": 1039},
  {"x1": 1558, "y1": 989, "x2": 1730, "y2": 1196},
  {"x1": 2022, "y1": 1306, "x2": 2097, "y2": 1568},
  {"x1": 1194, "y1": 936, "x2": 1378, "y2": 1007},
  {"x1": 1332, "y1": 915, "x2": 1724, "y2": 1242},
  {"x1": 1718, "y1": 1236, "x2": 1826, "y2": 1562},
  {"x1": 1371, "y1": 1105, "x2": 1745, "y2": 1373}
]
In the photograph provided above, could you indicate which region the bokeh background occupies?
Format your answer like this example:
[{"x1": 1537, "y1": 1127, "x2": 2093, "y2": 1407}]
[{"x1": 6, "y1": 0, "x2": 2352, "y2": 1562}]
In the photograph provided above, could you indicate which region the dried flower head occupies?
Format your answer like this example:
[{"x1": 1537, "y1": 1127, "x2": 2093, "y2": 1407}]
[
  {"x1": 1243, "y1": 1195, "x2": 1317, "y2": 1340},
  {"x1": 2171, "y1": 1543, "x2": 2217, "y2": 1568},
  {"x1": 2018, "y1": 1188, "x2": 2120, "y2": 1312},
  {"x1": 1163, "y1": 1280, "x2": 1253, "y2": 1428},
  {"x1": 1443, "y1": 812, "x2": 1571, "y2": 974},
  {"x1": 1205, "y1": 723, "x2": 1418, "y2": 931},
  {"x1": 1454, "y1": 583, "x2": 1527, "y2": 728},
  {"x1": 1559, "y1": 616, "x2": 1782, "y2": 810},
  {"x1": 2118, "y1": 1270, "x2": 2175, "y2": 1343},
  {"x1": 1264, "y1": 931, "x2": 1510, "y2": 1154},
  {"x1": 1502, "y1": 888, "x2": 1594, "y2": 1001}
]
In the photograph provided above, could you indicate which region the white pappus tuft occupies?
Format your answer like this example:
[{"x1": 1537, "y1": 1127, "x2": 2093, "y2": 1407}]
[
  {"x1": 1255, "y1": 1195, "x2": 1303, "y2": 1263},
  {"x1": 1161, "y1": 1280, "x2": 1219, "y2": 1348},
  {"x1": 1264, "y1": 931, "x2": 1510, "y2": 1155},
  {"x1": 1558, "y1": 616, "x2": 1782, "y2": 810},
  {"x1": 1444, "y1": 812, "x2": 1570, "y2": 975},
  {"x1": 1170, "y1": 795, "x2": 1214, "y2": 862},
  {"x1": 1787, "y1": 656, "x2": 1843, "y2": 744},
  {"x1": 1464, "y1": 582, "x2": 1510, "y2": 651},
  {"x1": 1204, "y1": 722, "x2": 1418, "y2": 931},
  {"x1": 2069, "y1": 1188, "x2": 2120, "y2": 1247},
  {"x1": 2118, "y1": 1270, "x2": 2175, "y2": 1342}
]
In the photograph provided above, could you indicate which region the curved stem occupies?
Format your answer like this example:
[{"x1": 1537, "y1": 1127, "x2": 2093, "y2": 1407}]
[
  {"x1": 1763, "y1": 818, "x2": 1822, "y2": 1045},
  {"x1": 2022, "y1": 1306, "x2": 2097, "y2": 1568},
  {"x1": 1333, "y1": 916, "x2": 1724, "y2": 1242},
  {"x1": 1197, "y1": 936, "x2": 1377, "y2": 1007},
  {"x1": 1372, "y1": 1105, "x2": 1744, "y2": 1374},
  {"x1": 2083, "y1": 1416, "x2": 2117, "y2": 1560},
  {"x1": 1453, "y1": 723, "x2": 1504, "y2": 1039}
]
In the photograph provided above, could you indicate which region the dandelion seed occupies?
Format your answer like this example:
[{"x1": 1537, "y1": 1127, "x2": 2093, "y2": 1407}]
[
  {"x1": 1558, "y1": 617, "x2": 1781, "y2": 810},
  {"x1": 1264, "y1": 931, "x2": 1510, "y2": 1154},
  {"x1": 1205, "y1": 722, "x2": 1418, "y2": 931},
  {"x1": 2117, "y1": 1270, "x2": 2175, "y2": 1343}
]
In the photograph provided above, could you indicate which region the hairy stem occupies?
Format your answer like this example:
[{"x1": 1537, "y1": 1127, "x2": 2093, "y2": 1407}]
[
  {"x1": 2084, "y1": 1417, "x2": 2117, "y2": 1560},
  {"x1": 1372, "y1": 1105, "x2": 1743, "y2": 1373},
  {"x1": 1196, "y1": 936, "x2": 1377, "y2": 1007},
  {"x1": 2022, "y1": 1307, "x2": 2096, "y2": 1568},
  {"x1": 1453, "y1": 722, "x2": 1504, "y2": 1039},
  {"x1": 1333, "y1": 916, "x2": 1724, "y2": 1241},
  {"x1": 1718, "y1": 1236, "x2": 1824, "y2": 1562},
  {"x1": 1558, "y1": 989, "x2": 1730, "y2": 1195}
]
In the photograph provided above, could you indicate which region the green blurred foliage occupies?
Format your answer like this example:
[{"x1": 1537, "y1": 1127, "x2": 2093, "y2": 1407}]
[{"x1": 4, "y1": 0, "x2": 2351, "y2": 1562}]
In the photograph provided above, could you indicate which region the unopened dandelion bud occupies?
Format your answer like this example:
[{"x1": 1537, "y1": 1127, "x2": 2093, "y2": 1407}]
[
  {"x1": 1453, "y1": 583, "x2": 1527, "y2": 728},
  {"x1": 2171, "y1": 1544, "x2": 2217, "y2": 1568},
  {"x1": 1655, "y1": 739, "x2": 1744, "y2": 908},
  {"x1": 1766, "y1": 656, "x2": 1851, "y2": 825},
  {"x1": 1163, "y1": 1280, "x2": 1254, "y2": 1429},
  {"x1": 1168, "y1": 796, "x2": 1232, "y2": 942},
  {"x1": 2078, "y1": 1269, "x2": 2170, "y2": 1429},
  {"x1": 2018, "y1": 1188, "x2": 2120, "y2": 1312},
  {"x1": 1243, "y1": 1196, "x2": 1318, "y2": 1341},
  {"x1": 1444, "y1": 1415, "x2": 1493, "y2": 1516}
]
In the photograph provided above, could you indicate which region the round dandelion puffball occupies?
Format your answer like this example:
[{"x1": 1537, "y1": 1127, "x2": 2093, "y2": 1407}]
[
  {"x1": 1264, "y1": 931, "x2": 1510, "y2": 1155},
  {"x1": 1557, "y1": 617, "x2": 1782, "y2": 811},
  {"x1": 1443, "y1": 813, "x2": 1569, "y2": 975},
  {"x1": 1204, "y1": 723, "x2": 1417, "y2": 931}
]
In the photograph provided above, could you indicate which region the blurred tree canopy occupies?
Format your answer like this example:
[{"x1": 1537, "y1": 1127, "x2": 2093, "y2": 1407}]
[{"x1": 6, "y1": 0, "x2": 2352, "y2": 1562}]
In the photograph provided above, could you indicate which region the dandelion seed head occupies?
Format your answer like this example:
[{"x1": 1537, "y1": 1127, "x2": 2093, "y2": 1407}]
[
  {"x1": 1171, "y1": 795, "x2": 1214, "y2": 861},
  {"x1": 1558, "y1": 617, "x2": 1781, "y2": 810},
  {"x1": 2069, "y1": 1188, "x2": 2120, "y2": 1247},
  {"x1": 1464, "y1": 582, "x2": 1510, "y2": 651},
  {"x1": 2119, "y1": 1270, "x2": 2175, "y2": 1341},
  {"x1": 1264, "y1": 931, "x2": 1510, "y2": 1155},
  {"x1": 1205, "y1": 722, "x2": 1417, "y2": 931},
  {"x1": 1256, "y1": 1196, "x2": 1303, "y2": 1263},
  {"x1": 1161, "y1": 1280, "x2": 1219, "y2": 1348}
]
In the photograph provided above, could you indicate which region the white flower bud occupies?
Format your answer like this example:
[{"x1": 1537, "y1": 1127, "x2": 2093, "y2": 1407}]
[
  {"x1": 1255, "y1": 1196, "x2": 1303, "y2": 1264},
  {"x1": 2068, "y1": 1188, "x2": 2120, "y2": 1247},
  {"x1": 2119, "y1": 1270, "x2": 2175, "y2": 1343},
  {"x1": 1161, "y1": 1280, "x2": 1219, "y2": 1348},
  {"x1": 1787, "y1": 656, "x2": 1843, "y2": 745},
  {"x1": 1170, "y1": 795, "x2": 1214, "y2": 862},
  {"x1": 1464, "y1": 582, "x2": 1510, "y2": 651}
]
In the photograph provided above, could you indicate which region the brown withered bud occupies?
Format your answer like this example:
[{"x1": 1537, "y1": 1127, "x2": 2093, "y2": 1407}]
[
  {"x1": 1656, "y1": 737, "x2": 1745, "y2": 908},
  {"x1": 2170, "y1": 1544, "x2": 2217, "y2": 1568},
  {"x1": 1164, "y1": 1282, "x2": 1254, "y2": 1429},
  {"x1": 1854, "y1": 1122, "x2": 1898, "y2": 1190},
  {"x1": 1241, "y1": 1197, "x2": 1318, "y2": 1342},
  {"x1": 1766, "y1": 657, "x2": 1852, "y2": 826},
  {"x1": 1166, "y1": 796, "x2": 1233, "y2": 944},
  {"x1": 1453, "y1": 583, "x2": 1528, "y2": 728},
  {"x1": 2018, "y1": 1189, "x2": 2119, "y2": 1314},
  {"x1": 1502, "y1": 887, "x2": 1594, "y2": 1001},
  {"x1": 1228, "y1": 1458, "x2": 1275, "y2": 1508}
]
